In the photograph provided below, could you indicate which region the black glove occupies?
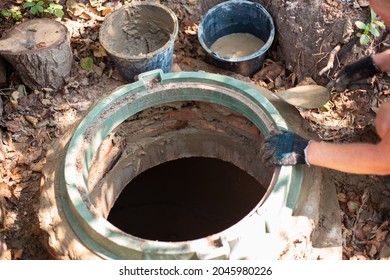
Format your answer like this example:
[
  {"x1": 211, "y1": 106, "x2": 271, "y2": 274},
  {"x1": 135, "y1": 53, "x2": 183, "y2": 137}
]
[
  {"x1": 328, "y1": 56, "x2": 381, "y2": 91},
  {"x1": 260, "y1": 131, "x2": 310, "y2": 166}
]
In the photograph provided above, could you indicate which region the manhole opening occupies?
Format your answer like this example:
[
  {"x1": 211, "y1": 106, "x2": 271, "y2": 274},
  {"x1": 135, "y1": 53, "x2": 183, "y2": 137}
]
[{"x1": 107, "y1": 156, "x2": 266, "y2": 242}]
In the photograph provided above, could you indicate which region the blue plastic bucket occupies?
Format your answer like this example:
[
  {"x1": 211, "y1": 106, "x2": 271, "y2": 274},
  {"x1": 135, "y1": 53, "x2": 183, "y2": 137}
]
[
  {"x1": 99, "y1": 3, "x2": 178, "y2": 82},
  {"x1": 198, "y1": 0, "x2": 275, "y2": 76}
]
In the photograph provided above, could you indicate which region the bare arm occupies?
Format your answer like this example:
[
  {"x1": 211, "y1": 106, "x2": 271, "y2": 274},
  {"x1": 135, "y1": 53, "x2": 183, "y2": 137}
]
[{"x1": 307, "y1": 134, "x2": 390, "y2": 175}]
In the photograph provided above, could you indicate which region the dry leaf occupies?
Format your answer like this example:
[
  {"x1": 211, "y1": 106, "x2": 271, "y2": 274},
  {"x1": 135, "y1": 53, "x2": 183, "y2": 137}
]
[
  {"x1": 355, "y1": 227, "x2": 366, "y2": 241},
  {"x1": 13, "y1": 249, "x2": 23, "y2": 260},
  {"x1": 30, "y1": 159, "x2": 46, "y2": 172},
  {"x1": 41, "y1": 99, "x2": 51, "y2": 106},
  {"x1": 25, "y1": 116, "x2": 38, "y2": 127},
  {"x1": 368, "y1": 244, "x2": 378, "y2": 258},
  {"x1": 376, "y1": 230, "x2": 388, "y2": 242},
  {"x1": 67, "y1": 0, "x2": 87, "y2": 17},
  {"x1": 172, "y1": 63, "x2": 181, "y2": 72},
  {"x1": 0, "y1": 183, "x2": 12, "y2": 199},
  {"x1": 0, "y1": 236, "x2": 11, "y2": 260},
  {"x1": 338, "y1": 193, "x2": 347, "y2": 203},
  {"x1": 5, "y1": 120, "x2": 21, "y2": 133},
  {"x1": 357, "y1": 0, "x2": 370, "y2": 7},
  {"x1": 92, "y1": 44, "x2": 107, "y2": 58},
  {"x1": 93, "y1": 64, "x2": 103, "y2": 76},
  {"x1": 347, "y1": 200, "x2": 361, "y2": 213},
  {"x1": 362, "y1": 224, "x2": 372, "y2": 236},
  {"x1": 253, "y1": 59, "x2": 284, "y2": 81},
  {"x1": 101, "y1": 7, "x2": 113, "y2": 16},
  {"x1": 178, "y1": 57, "x2": 192, "y2": 65}
]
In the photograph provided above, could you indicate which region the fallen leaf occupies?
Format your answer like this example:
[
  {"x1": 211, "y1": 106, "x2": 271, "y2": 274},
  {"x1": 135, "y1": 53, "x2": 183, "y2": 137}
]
[
  {"x1": 338, "y1": 192, "x2": 347, "y2": 203},
  {"x1": 253, "y1": 59, "x2": 284, "y2": 81},
  {"x1": 0, "y1": 235, "x2": 11, "y2": 260},
  {"x1": 13, "y1": 249, "x2": 23, "y2": 260},
  {"x1": 101, "y1": 7, "x2": 113, "y2": 16},
  {"x1": 80, "y1": 57, "x2": 94, "y2": 71},
  {"x1": 92, "y1": 44, "x2": 107, "y2": 58},
  {"x1": 357, "y1": 0, "x2": 370, "y2": 7},
  {"x1": 376, "y1": 230, "x2": 388, "y2": 242},
  {"x1": 368, "y1": 244, "x2": 377, "y2": 258},
  {"x1": 355, "y1": 226, "x2": 366, "y2": 240},
  {"x1": 18, "y1": 94, "x2": 44, "y2": 111},
  {"x1": 347, "y1": 200, "x2": 361, "y2": 213},
  {"x1": 30, "y1": 159, "x2": 46, "y2": 172},
  {"x1": 11, "y1": 90, "x2": 20, "y2": 102},
  {"x1": 25, "y1": 115, "x2": 38, "y2": 127},
  {"x1": 5, "y1": 120, "x2": 21, "y2": 133},
  {"x1": 362, "y1": 224, "x2": 373, "y2": 238},
  {"x1": 67, "y1": 0, "x2": 87, "y2": 17},
  {"x1": 41, "y1": 99, "x2": 51, "y2": 106},
  {"x1": 0, "y1": 183, "x2": 12, "y2": 199},
  {"x1": 93, "y1": 64, "x2": 103, "y2": 76}
]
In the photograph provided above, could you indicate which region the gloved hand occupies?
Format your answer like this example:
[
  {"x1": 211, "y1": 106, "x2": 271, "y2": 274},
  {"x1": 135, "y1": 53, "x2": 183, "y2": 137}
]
[
  {"x1": 327, "y1": 56, "x2": 381, "y2": 91},
  {"x1": 260, "y1": 130, "x2": 310, "y2": 166}
]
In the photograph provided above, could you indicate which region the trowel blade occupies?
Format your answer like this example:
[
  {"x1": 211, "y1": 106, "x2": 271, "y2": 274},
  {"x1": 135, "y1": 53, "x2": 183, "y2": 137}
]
[{"x1": 275, "y1": 85, "x2": 330, "y2": 109}]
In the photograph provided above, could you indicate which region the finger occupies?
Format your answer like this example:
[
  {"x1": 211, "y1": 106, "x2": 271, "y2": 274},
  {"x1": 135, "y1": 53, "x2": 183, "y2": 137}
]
[
  {"x1": 260, "y1": 143, "x2": 276, "y2": 163},
  {"x1": 326, "y1": 80, "x2": 335, "y2": 89},
  {"x1": 261, "y1": 149, "x2": 274, "y2": 162}
]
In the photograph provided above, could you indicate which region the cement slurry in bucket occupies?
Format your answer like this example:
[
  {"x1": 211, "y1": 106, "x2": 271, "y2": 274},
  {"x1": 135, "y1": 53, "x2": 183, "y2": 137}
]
[
  {"x1": 198, "y1": 0, "x2": 275, "y2": 76},
  {"x1": 210, "y1": 33, "x2": 265, "y2": 59}
]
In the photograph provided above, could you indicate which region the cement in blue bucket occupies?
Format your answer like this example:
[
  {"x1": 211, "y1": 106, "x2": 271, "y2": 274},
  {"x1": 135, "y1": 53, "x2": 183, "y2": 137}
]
[
  {"x1": 198, "y1": 0, "x2": 275, "y2": 77},
  {"x1": 99, "y1": 3, "x2": 178, "y2": 82}
]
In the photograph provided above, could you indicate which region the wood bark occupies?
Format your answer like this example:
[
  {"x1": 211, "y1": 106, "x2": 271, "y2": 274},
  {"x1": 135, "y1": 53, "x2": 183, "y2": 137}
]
[{"x1": 0, "y1": 18, "x2": 73, "y2": 90}]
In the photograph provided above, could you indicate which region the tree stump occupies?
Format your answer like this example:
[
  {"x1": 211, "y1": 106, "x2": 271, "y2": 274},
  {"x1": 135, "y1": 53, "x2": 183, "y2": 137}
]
[{"x1": 0, "y1": 18, "x2": 73, "y2": 90}]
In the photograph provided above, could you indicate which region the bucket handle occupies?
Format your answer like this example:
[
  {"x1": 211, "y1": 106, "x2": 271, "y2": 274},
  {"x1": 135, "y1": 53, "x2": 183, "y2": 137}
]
[{"x1": 137, "y1": 69, "x2": 164, "y2": 83}]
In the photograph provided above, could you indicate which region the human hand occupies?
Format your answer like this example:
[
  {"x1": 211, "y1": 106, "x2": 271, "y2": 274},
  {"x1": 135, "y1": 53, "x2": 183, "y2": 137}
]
[
  {"x1": 327, "y1": 56, "x2": 381, "y2": 91},
  {"x1": 260, "y1": 130, "x2": 310, "y2": 166}
]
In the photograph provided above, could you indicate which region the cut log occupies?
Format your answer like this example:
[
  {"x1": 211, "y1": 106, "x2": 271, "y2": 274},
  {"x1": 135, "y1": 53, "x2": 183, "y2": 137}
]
[{"x1": 0, "y1": 18, "x2": 73, "y2": 90}]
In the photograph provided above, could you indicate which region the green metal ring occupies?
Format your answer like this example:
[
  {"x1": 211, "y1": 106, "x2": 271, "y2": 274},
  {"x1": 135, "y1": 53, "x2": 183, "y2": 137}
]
[{"x1": 62, "y1": 69, "x2": 303, "y2": 259}]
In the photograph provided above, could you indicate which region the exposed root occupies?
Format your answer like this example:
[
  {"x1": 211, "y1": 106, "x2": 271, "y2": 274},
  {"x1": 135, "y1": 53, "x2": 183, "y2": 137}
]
[{"x1": 318, "y1": 44, "x2": 341, "y2": 76}]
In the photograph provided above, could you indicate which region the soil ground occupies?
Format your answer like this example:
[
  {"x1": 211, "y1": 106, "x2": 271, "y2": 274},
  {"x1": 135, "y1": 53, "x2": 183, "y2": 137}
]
[{"x1": 1, "y1": 0, "x2": 390, "y2": 260}]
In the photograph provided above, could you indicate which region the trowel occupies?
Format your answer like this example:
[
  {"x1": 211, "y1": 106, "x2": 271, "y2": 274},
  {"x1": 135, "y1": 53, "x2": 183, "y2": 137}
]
[
  {"x1": 247, "y1": 83, "x2": 331, "y2": 109},
  {"x1": 273, "y1": 84, "x2": 331, "y2": 109}
]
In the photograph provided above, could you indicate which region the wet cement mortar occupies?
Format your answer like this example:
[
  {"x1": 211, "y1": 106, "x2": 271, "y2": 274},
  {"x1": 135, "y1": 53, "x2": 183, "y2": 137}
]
[{"x1": 101, "y1": 5, "x2": 171, "y2": 56}]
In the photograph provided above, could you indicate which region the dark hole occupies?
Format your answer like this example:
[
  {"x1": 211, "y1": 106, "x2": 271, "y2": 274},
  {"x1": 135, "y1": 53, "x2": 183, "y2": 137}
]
[{"x1": 107, "y1": 157, "x2": 266, "y2": 242}]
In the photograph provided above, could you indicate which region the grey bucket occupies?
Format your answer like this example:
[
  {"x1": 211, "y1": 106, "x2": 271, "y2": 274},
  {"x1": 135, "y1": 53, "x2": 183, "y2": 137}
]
[
  {"x1": 99, "y1": 3, "x2": 178, "y2": 82},
  {"x1": 198, "y1": 0, "x2": 275, "y2": 77}
]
